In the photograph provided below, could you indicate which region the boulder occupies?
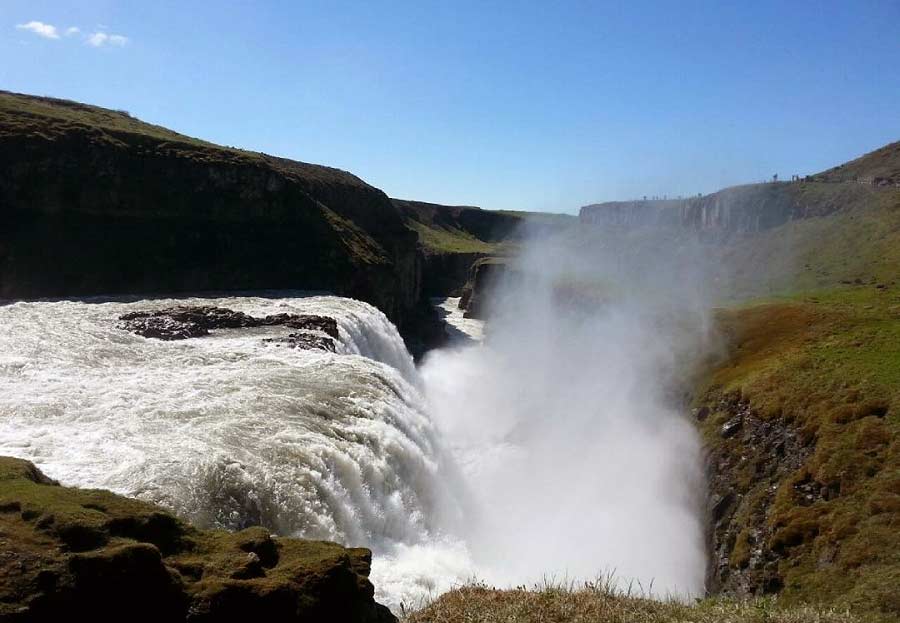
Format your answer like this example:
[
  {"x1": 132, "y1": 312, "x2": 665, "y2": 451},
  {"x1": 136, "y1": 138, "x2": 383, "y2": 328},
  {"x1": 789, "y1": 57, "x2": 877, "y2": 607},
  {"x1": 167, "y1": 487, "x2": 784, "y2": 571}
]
[{"x1": 118, "y1": 306, "x2": 339, "y2": 351}]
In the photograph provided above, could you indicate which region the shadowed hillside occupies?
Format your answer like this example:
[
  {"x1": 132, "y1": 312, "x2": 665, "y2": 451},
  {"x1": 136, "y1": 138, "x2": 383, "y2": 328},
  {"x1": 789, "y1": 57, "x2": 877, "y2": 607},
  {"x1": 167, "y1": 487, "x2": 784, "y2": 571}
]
[{"x1": 0, "y1": 90, "x2": 421, "y2": 327}]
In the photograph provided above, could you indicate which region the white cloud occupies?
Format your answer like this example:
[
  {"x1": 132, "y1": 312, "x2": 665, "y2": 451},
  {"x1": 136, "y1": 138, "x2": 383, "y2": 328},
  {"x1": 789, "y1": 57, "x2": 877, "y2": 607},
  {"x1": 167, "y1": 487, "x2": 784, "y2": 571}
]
[
  {"x1": 14, "y1": 20, "x2": 129, "y2": 48},
  {"x1": 87, "y1": 31, "x2": 128, "y2": 47},
  {"x1": 15, "y1": 21, "x2": 60, "y2": 39}
]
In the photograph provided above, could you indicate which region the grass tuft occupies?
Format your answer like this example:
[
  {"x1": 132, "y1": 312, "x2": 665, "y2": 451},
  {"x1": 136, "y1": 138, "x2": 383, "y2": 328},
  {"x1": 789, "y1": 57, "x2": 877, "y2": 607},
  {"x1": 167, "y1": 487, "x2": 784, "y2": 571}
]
[{"x1": 404, "y1": 579, "x2": 864, "y2": 623}]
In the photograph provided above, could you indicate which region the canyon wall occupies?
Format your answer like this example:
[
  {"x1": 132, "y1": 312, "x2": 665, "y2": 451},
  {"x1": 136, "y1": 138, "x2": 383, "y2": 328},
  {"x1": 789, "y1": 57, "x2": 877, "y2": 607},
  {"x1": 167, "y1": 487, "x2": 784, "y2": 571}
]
[
  {"x1": 579, "y1": 182, "x2": 850, "y2": 237},
  {"x1": 0, "y1": 91, "x2": 421, "y2": 328},
  {"x1": 392, "y1": 198, "x2": 522, "y2": 296}
]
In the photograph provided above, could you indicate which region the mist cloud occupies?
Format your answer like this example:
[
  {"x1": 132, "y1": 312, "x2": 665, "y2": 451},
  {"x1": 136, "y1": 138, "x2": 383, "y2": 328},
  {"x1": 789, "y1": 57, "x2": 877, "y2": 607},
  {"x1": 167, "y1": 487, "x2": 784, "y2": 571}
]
[{"x1": 420, "y1": 221, "x2": 714, "y2": 595}]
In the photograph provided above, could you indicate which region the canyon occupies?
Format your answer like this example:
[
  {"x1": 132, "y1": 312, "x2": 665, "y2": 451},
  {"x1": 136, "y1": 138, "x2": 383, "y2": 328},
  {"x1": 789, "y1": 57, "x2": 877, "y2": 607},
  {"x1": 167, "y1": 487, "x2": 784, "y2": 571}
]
[{"x1": 1, "y1": 90, "x2": 899, "y2": 622}]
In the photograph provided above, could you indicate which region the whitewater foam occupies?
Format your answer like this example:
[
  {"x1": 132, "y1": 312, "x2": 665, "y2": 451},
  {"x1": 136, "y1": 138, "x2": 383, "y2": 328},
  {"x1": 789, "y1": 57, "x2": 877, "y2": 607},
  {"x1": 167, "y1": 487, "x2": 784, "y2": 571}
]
[{"x1": 0, "y1": 293, "x2": 472, "y2": 608}]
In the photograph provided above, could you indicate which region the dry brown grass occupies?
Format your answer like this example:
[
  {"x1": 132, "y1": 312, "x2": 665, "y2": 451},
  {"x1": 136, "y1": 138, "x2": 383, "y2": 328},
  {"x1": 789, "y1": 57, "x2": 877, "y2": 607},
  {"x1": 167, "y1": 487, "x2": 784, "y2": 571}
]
[{"x1": 404, "y1": 582, "x2": 864, "y2": 623}]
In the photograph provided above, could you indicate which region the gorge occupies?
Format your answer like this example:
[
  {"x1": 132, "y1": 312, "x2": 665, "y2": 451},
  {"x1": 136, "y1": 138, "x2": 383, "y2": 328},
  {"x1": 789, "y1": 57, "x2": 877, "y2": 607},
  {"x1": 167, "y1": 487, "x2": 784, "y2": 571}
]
[{"x1": 1, "y1": 90, "x2": 899, "y2": 622}]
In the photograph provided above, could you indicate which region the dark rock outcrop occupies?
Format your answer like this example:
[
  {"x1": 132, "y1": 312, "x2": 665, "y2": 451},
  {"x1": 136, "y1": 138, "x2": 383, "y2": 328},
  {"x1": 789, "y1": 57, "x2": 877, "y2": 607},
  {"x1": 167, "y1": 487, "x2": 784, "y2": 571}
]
[
  {"x1": 458, "y1": 258, "x2": 509, "y2": 319},
  {"x1": 420, "y1": 251, "x2": 488, "y2": 297},
  {"x1": 0, "y1": 456, "x2": 395, "y2": 622},
  {"x1": 263, "y1": 332, "x2": 337, "y2": 352},
  {"x1": 700, "y1": 392, "x2": 816, "y2": 598},
  {"x1": 0, "y1": 91, "x2": 420, "y2": 329},
  {"x1": 118, "y1": 306, "x2": 339, "y2": 350}
]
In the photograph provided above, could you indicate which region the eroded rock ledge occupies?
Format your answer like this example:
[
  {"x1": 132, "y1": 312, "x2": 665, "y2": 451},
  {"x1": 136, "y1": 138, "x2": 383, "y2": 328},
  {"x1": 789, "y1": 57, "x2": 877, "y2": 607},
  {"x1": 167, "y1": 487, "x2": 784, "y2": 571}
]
[
  {"x1": 118, "y1": 306, "x2": 339, "y2": 351},
  {"x1": 699, "y1": 391, "x2": 816, "y2": 596},
  {"x1": 0, "y1": 457, "x2": 395, "y2": 622}
]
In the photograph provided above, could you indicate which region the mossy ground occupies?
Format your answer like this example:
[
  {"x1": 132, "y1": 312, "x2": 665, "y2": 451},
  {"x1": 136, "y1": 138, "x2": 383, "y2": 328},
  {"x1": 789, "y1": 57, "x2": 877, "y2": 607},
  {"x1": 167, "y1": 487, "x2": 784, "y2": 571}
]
[
  {"x1": 695, "y1": 285, "x2": 900, "y2": 618},
  {"x1": 0, "y1": 457, "x2": 390, "y2": 621}
]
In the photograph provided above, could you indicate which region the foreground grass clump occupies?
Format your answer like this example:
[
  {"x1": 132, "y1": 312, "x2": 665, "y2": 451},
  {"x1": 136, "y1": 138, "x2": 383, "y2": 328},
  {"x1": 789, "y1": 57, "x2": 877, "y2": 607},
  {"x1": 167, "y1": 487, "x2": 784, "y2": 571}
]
[{"x1": 404, "y1": 582, "x2": 862, "y2": 623}]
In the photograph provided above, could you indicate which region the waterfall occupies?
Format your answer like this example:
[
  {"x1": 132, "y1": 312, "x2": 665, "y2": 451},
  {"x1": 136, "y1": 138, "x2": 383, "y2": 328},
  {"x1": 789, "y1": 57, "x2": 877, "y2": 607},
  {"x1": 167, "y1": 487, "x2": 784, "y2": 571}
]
[{"x1": 0, "y1": 294, "x2": 464, "y2": 588}]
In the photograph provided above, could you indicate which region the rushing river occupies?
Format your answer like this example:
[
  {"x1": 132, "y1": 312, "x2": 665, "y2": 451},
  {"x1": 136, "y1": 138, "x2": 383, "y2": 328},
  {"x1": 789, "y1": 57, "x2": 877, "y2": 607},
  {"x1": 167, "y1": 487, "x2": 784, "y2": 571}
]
[{"x1": 0, "y1": 289, "x2": 706, "y2": 610}]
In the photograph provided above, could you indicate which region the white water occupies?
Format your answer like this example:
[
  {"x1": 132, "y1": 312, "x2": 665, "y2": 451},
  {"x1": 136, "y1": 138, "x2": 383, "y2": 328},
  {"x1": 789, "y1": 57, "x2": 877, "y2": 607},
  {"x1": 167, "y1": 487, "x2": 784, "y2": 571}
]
[
  {"x1": 0, "y1": 293, "x2": 465, "y2": 602},
  {"x1": 0, "y1": 282, "x2": 707, "y2": 610}
]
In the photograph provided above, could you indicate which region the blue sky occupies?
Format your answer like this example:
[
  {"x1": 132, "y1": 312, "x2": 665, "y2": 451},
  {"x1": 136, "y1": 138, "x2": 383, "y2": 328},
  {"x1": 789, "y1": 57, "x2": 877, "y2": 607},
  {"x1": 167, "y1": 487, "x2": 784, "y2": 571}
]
[{"x1": 3, "y1": 1, "x2": 899, "y2": 213}]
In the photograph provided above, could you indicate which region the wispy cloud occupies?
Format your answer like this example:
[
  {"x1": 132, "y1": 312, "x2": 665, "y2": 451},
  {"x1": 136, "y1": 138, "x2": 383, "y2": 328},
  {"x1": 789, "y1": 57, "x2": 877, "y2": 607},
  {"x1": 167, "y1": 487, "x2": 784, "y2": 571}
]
[
  {"x1": 16, "y1": 21, "x2": 60, "y2": 39},
  {"x1": 86, "y1": 31, "x2": 128, "y2": 47},
  {"x1": 14, "y1": 21, "x2": 129, "y2": 48}
]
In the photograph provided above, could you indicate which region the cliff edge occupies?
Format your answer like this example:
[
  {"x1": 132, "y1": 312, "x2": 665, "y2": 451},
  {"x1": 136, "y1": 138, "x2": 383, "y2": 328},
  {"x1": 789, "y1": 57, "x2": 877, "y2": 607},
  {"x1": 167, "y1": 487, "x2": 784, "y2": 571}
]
[{"x1": 0, "y1": 91, "x2": 419, "y2": 326}]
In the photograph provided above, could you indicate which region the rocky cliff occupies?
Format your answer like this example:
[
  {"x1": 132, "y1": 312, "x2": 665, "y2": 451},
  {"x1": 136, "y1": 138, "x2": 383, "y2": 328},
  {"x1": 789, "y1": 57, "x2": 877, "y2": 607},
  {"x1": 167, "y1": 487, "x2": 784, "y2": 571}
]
[
  {"x1": 0, "y1": 91, "x2": 420, "y2": 328},
  {"x1": 393, "y1": 198, "x2": 521, "y2": 296},
  {"x1": 457, "y1": 257, "x2": 510, "y2": 319},
  {"x1": 692, "y1": 290, "x2": 900, "y2": 619},
  {"x1": 0, "y1": 456, "x2": 395, "y2": 622},
  {"x1": 579, "y1": 181, "x2": 876, "y2": 237}
]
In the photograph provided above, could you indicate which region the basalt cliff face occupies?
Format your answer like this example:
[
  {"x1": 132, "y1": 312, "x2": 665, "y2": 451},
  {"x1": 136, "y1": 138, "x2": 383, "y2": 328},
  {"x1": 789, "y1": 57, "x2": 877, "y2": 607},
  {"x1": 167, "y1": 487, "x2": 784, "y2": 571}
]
[
  {"x1": 0, "y1": 91, "x2": 420, "y2": 328},
  {"x1": 579, "y1": 182, "x2": 868, "y2": 237}
]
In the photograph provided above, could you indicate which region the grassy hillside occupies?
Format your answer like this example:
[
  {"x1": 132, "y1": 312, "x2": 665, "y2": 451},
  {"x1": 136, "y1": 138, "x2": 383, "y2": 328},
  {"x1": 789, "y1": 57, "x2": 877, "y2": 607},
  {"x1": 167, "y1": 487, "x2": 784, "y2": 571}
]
[
  {"x1": 0, "y1": 90, "x2": 369, "y2": 186},
  {"x1": 393, "y1": 198, "x2": 522, "y2": 255},
  {"x1": 716, "y1": 185, "x2": 900, "y2": 300},
  {"x1": 695, "y1": 287, "x2": 900, "y2": 619},
  {"x1": 812, "y1": 140, "x2": 900, "y2": 185},
  {"x1": 394, "y1": 199, "x2": 576, "y2": 256}
]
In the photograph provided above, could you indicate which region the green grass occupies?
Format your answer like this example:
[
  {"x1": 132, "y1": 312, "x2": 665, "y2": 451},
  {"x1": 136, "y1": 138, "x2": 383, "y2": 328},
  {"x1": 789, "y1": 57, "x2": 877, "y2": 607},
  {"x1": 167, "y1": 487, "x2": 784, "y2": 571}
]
[
  {"x1": 695, "y1": 286, "x2": 900, "y2": 617},
  {"x1": 406, "y1": 220, "x2": 506, "y2": 254},
  {"x1": 405, "y1": 580, "x2": 867, "y2": 623},
  {"x1": 813, "y1": 141, "x2": 900, "y2": 184},
  {"x1": 716, "y1": 185, "x2": 900, "y2": 300},
  {"x1": 0, "y1": 89, "x2": 367, "y2": 186}
]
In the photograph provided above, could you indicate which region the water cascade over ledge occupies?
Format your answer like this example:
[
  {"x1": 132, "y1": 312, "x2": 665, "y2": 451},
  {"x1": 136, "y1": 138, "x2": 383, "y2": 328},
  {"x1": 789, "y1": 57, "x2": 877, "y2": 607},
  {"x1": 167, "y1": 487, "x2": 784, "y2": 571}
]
[{"x1": 0, "y1": 276, "x2": 709, "y2": 609}]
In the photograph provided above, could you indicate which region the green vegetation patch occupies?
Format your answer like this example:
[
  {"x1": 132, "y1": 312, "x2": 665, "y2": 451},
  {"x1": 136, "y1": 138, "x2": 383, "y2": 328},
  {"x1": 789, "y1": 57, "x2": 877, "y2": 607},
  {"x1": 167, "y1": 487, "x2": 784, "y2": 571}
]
[
  {"x1": 717, "y1": 186, "x2": 900, "y2": 300},
  {"x1": 0, "y1": 90, "x2": 367, "y2": 187},
  {"x1": 406, "y1": 219, "x2": 504, "y2": 254},
  {"x1": 696, "y1": 286, "x2": 900, "y2": 618},
  {"x1": 0, "y1": 456, "x2": 386, "y2": 620}
]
